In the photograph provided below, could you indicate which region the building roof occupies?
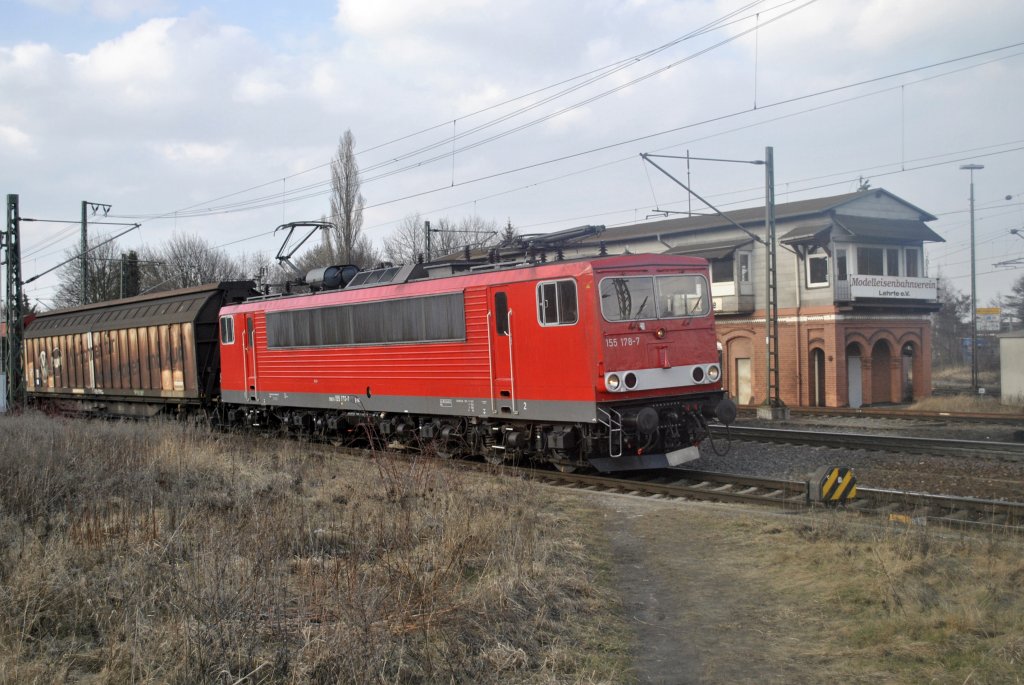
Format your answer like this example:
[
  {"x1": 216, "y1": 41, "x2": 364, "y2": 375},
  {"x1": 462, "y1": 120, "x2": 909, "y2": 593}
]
[
  {"x1": 576, "y1": 188, "x2": 938, "y2": 246},
  {"x1": 832, "y1": 215, "x2": 944, "y2": 243},
  {"x1": 664, "y1": 237, "x2": 755, "y2": 259},
  {"x1": 779, "y1": 216, "x2": 945, "y2": 246}
]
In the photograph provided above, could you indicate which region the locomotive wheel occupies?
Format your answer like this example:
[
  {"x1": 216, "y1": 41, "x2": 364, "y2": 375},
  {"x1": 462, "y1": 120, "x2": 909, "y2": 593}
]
[{"x1": 484, "y1": 452, "x2": 505, "y2": 466}]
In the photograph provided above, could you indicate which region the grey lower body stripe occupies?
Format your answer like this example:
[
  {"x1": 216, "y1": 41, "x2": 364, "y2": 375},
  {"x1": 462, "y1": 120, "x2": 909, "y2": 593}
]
[{"x1": 221, "y1": 390, "x2": 599, "y2": 423}]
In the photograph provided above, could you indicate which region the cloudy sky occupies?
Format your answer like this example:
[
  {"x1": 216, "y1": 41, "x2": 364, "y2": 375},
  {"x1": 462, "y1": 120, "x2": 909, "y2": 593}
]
[{"x1": 2, "y1": 0, "x2": 1023, "y2": 309}]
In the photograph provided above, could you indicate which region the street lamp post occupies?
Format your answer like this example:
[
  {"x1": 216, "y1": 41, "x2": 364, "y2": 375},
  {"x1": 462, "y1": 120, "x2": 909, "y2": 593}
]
[{"x1": 960, "y1": 163, "x2": 984, "y2": 394}]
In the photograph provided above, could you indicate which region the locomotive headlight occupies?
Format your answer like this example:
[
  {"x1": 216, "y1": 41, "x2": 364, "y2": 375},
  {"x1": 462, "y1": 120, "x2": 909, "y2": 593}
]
[
  {"x1": 706, "y1": 364, "x2": 721, "y2": 382},
  {"x1": 606, "y1": 374, "x2": 621, "y2": 391}
]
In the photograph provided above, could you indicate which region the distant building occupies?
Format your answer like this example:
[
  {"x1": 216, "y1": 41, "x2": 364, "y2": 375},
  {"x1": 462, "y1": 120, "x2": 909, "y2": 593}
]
[
  {"x1": 998, "y1": 330, "x2": 1024, "y2": 405},
  {"x1": 557, "y1": 188, "x2": 944, "y2": 408}
]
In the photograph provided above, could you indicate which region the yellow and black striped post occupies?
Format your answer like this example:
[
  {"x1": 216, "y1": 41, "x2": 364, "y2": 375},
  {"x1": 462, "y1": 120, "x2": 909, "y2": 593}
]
[{"x1": 809, "y1": 466, "x2": 857, "y2": 504}]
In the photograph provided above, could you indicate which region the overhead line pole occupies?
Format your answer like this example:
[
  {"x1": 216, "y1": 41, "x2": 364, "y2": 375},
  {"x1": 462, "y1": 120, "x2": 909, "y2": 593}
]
[
  {"x1": 81, "y1": 201, "x2": 112, "y2": 305},
  {"x1": 4, "y1": 194, "x2": 25, "y2": 410},
  {"x1": 763, "y1": 146, "x2": 781, "y2": 409},
  {"x1": 640, "y1": 147, "x2": 784, "y2": 414}
]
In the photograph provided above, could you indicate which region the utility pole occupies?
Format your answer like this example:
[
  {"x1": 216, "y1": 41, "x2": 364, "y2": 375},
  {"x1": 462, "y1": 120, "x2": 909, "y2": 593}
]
[
  {"x1": 3, "y1": 194, "x2": 25, "y2": 409},
  {"x1": 959, "y1": 164, "x2": 983, "y2": 393},
  {"x1": 81, "y1": 200, "x2": 112, "y2": 305},
  {"x1": 424, "y1": 220, "x2": 432, "y2": 262},
  {"x1": 763, "y1": 146, "x2": 781, "y2": 411}
]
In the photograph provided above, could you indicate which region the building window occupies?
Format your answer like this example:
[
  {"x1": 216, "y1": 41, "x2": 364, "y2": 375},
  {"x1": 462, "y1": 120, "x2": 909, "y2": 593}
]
[
  {"x1": 836, "y1": 249, "x2": 848, "y2": 281},
  {"x1": 738, "y1": 252, "x2": 751, "y2": 283},
  {"x1": 905, "y1": 248, "x2": 920, "y2": 277},
  {"x1": 856, "y1": 247, "x2": 885, "y2": 275},
  {"x1": 219, "y1": 316, "x2": 235, "y2": 345},
  {"x1": 855, "y1": 244, "x2": 926, "y2": 277},
  {"x1": 806, "y1": 250, "x2": 829, "y2": 287},
  {"x1": 710, "y1": 258, "x2": 734, "y2": 284},
  {"x1": 537, "y1": 279, "x2": 579, "y2": 326},
  {"x1": 886, "y1": 248, "x2": 900, "y2": 276}
]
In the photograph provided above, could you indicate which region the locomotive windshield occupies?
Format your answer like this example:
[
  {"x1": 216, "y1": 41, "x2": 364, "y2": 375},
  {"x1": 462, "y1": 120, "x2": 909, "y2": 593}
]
[{"x1": 599, "y1": 275, "x2": 709, "y2": 321}]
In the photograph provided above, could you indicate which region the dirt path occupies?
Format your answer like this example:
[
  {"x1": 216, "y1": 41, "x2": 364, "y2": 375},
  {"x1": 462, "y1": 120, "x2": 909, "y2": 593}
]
[{"x1": 586, "y1": 494, "x2": 827, "y2": 684}]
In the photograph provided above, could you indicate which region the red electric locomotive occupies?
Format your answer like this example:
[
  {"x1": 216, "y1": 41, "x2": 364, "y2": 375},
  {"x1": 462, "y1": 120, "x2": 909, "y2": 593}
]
[{"x1": 218, "y1": 253, "x2": 735, "y2": 472}]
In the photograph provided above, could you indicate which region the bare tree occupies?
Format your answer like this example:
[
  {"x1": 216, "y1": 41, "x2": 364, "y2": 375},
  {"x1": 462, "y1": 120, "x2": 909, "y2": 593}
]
[
  {"x1": 1005, "y1": 274, "x2": 1024, "y2": 329},
  {"x1": 326, "y1": 130, "x2": 378, "y2": 268},
  {"x1": 52, "y1": 235, "x2": 123, "y2": 309},
  {"x1": 931, "y1": 273, "x2": 970, "y2": 368},
  {"x1": 383, "y1": 213, "x2": 502, "y2": 265},
  {"x1": 382, "y1": 213, "x2": 427, "y2": 265},
  {"x1": 140, "y1": 233, "x2": 270, "y2": 293}
]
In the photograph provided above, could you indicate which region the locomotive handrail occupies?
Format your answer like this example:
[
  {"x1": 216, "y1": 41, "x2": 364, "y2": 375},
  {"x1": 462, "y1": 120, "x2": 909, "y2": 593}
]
[
  {"x1": 486, "y1": 311, "x2": 495, "y2": 414},
  {"x1": 597, "y1": 406, "x2": 623, "y2": 458},
  {"x1": 508, "y1": 310, "x2": 518, "y2": 415}
]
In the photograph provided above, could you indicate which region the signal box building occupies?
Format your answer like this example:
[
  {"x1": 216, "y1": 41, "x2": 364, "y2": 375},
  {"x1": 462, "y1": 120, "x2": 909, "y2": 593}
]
[{"x1": 558, "y1": 188, "x2": 943, "y2": 408}]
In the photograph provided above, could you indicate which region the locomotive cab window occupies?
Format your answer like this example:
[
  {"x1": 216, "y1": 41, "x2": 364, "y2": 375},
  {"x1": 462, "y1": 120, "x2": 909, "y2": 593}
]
[
  {"x1": 600, "y1": 275, "x2": 710, "y2": 321},
  {"x1": 220, "y1": 316, "x2": 235, "y2": 345},
  {"x1": 537, "y1": 279, "x2": 578, "y2": 326}
]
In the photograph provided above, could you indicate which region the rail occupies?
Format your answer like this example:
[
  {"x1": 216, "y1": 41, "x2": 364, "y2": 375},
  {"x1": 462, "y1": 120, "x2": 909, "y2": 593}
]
[
  {"x1": 710, "y1": 425, "x2": 1024, "y2": 458},
  {"x1": 506, "y1": 465, "x2": 1024, "y2": 529}
]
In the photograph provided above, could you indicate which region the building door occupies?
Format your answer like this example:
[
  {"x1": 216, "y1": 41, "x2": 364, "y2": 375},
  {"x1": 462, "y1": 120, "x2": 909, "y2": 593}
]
[
  {"x1": 735, "y1": 357, "x2": 752, "y2": 405},
  {"x1": 847, "y1": 353, "x2": 862, "y2": 409},
  {"x1": 811, "y1": 348, "x2": 826, "y2": 407},
  {"x1": 871, "y1": 341, "x2": 892, "y2": 404},
  {"x1": 901, "y1": 343, "x2": 915, "y2": 402}
]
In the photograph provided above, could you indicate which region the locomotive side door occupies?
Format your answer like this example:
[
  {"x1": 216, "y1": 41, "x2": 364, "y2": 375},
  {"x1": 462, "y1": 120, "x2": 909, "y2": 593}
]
[
  {"x1": 244, "y1": 314, "x2": 258, "y2": 402},
  {"x1": 487, "y1": 288, "x2": 517, "y2": 415}
]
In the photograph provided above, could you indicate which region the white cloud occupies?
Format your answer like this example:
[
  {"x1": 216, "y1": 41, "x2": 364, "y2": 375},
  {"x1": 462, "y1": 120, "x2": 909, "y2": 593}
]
[
  {"x1": 3, "y1": 0, "x2": 1023, "y2": 306},
  {"x1": 335, "y1": 0, "x2": 491, "y2": 34},
  {"x1": 155, "y1": 141, "x2": 233, "y2": 163},
  {"x1": 234, "y1": 69, "x2": 288, "y2": 104},
  {"x1": 72, "y1": 17, "x2": 178, "y2": 92},
  {"x1": 0, "y1": 124, "x2": 34, "y2": 154}
]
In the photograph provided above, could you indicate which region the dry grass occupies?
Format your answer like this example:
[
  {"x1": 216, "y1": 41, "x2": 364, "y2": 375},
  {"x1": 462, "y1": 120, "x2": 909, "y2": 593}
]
[
  {"x1": 0, "y1": 413, "x2": 628, "y2": 684},
  {"x1": 909, "y1": 394, "x2": 1023, "y2": 414},
  {"x1": 932, "y1": 365, "x2": 1000, "y2": 386},
  {"x1": 766, "y1": 513, "x2": 1024, "y2": 683}
]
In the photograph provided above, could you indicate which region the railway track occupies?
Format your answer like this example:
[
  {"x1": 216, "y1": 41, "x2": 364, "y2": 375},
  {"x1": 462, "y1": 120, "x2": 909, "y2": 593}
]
[
  {"x1": 311, "y1": 440, "x2": 1024, "y2": 530},
  {"x1": 737, "y1": 405, "x2": 1024, "y2": 425},
  {"x1": 509, "y1": 466, "x2": 1024, "y2": 530},
  {"x1": 709, "y1": 425, "x2": 1024, "y2": 458}
]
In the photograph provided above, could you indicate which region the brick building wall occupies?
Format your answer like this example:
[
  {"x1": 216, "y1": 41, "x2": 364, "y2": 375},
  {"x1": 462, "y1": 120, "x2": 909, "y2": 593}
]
[{"x1": 717, "y1": 307, "x2": 933, "y2": 407}]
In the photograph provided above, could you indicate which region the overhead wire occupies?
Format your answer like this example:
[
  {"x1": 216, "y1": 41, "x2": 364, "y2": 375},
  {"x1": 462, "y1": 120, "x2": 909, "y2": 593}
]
[
  {"x1": 21, "y1": 14, "x2": 1024, "y2": 301},
  {"x1": 109, "y1": 0, "x2": 782, "y2": 222},
  {"x1": 114, "y1": 39, "x2": 1024, "y2": 228}
]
